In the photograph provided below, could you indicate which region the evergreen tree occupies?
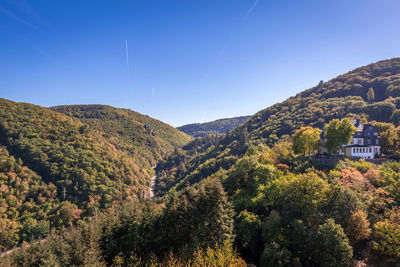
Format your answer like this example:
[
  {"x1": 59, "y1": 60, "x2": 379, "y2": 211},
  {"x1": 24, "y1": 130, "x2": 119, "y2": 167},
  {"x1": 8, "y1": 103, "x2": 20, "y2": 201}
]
[
  {"x1": 239, "y1": 127, "x2": 249, "y2": 147},
  {"x1": 159, "y1": 177, "x2": 234, "y2": 255},
  {"x1": 367, "y1": 87, "x2": 375, "y2": 102},
  {"x1": 314, "y1": 219, "x2": 353, "y2": 267}
]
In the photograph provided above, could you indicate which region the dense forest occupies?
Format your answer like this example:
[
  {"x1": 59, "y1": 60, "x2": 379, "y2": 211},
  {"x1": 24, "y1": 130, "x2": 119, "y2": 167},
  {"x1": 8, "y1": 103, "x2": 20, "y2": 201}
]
[
  {"x1": 0, "y1": 99, "x2": 190, "y2": 252},
  {"x1": 51, "y1": 105, "x2": 191, "y2": 171},
  {"x1": 150, "y1": 58, "x2": 400, "y2": 265},
  {"x1": 2, "y1": 58, "x2": 400, "y2": 266},
  {"x1": 178, "y1": 116, "x2": 251, "y2": 137}
]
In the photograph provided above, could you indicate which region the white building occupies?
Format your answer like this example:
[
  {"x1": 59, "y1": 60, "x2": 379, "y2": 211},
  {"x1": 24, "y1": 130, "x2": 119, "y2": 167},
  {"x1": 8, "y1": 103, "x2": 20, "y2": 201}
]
[{"x1": 320, "y1": 119, "x2": 381, "y2": 159}]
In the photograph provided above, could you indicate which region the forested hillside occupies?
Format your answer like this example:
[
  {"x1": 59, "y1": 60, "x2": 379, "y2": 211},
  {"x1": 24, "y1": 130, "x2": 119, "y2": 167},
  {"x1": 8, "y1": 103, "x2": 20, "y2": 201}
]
[
  {"x1": 147, "y1": 57, "x2": 400, "y2": 266},
  {"x1": 0, "y1": 99, "x2": 190, "y2": 251},
  {"x1": 51, "y1": 105, "x2": 191, "y2": 169},
  {"x1": 177, "y1": 116, "x2": 251, "y2": 137},
  {"x1": 3, "y1": 58, "x2": 400, "y2": 266},
  {"x1": 0, "y1": 146, "x2": 58, "y2": 249},
  {"x1": 155, "y1": 57, "x2": 400, "y2": 196}
]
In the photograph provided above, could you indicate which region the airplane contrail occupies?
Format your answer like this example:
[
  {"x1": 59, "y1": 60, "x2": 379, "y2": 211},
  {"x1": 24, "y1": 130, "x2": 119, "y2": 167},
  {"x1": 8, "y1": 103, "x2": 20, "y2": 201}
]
[
  {"x1": 125, "y1": 40, "x2": 130, "y2": 73},
  {"x1": 244, "y1": 0, "x2": 259, "y2": 18}
]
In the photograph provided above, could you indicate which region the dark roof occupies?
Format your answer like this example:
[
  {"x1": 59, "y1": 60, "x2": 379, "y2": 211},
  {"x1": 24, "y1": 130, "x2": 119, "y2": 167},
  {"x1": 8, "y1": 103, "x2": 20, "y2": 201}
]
[{"x1": 351, "y1": 120, "x2": 379, "y2": 139}]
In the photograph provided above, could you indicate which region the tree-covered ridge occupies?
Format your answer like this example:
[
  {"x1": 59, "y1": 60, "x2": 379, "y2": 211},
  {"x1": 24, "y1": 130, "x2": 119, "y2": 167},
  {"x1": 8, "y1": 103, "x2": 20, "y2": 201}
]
[
  {"x1": 299, "y1": 57, "x2": 400, "y2": 101},
  {"x1": 0, "y1": 99, "x2": 182, "y2": 250},
  {"x1": 0, "y1": 98, "x2": 150, "y2": 206},
  {"x1": 51, "y1": 104, "x2": 191, "y2": 169},
  {"x1": 177, "y1": 116, "x2": 251, "y2": 137},
  {"x1": 244, "y1": 57, "x2": 400, "y2": 142},
  {"x1": 155, "y1": 58, "x2": 400, "y2": 196}
]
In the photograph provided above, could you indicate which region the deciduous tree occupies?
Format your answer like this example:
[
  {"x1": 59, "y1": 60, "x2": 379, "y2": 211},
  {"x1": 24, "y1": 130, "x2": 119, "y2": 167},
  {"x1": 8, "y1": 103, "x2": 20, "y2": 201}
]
[
  {"x1": 292, "y1": 126, "x2": 322, "y2": 156},
  {"x1": 325, "y1": 119, "x2": 356, "y2": 154}
]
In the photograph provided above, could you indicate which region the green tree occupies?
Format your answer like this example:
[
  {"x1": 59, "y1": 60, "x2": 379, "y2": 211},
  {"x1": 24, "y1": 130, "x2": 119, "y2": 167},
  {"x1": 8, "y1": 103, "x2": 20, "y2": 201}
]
[
  {"x1": 314, "y1": 219, "x2": 353, "y2": 267},
  {"x1": 292, "y1": 126, "x2": 322, "y2": 156},
  {"x1": 345, "y1": 210, "x2": 371, "y2": 244},
  {"x1": 380, "y1": 126, "x2": 399, "y2": 153},
  {"x1": 159, "y1": 178, "x2": 234, "y2": 255},
  {"x1": 239, "y1": 127, "x2": 249, "y2": 147},
  {"x1": 367, "y1": 87, "x2": 375, "y2": 102},
  {"x1": 324, "y1": 118, "x2": 356, "y2": 154},
  {"x1": 235, "y1": 210, "x2": 262, "y2": 259},
  {"x1": 267, "y1": 172, "x2": 331, "y2": 225},
  {"x1": 57, "y1": 201, "x2": 80, "y2": 227},
  {"x1": 260, "y1": 242, "x2": 292, "y2": 267},
  {"x1": 373, "y1": 208, "x2": 400, "y2": 264}
]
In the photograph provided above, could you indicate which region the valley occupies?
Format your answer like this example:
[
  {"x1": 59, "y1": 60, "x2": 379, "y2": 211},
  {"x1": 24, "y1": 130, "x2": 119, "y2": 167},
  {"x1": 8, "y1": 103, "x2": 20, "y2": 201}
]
[
  {"x1": 2, "y1": 58, "x2": 400, "y2": 266},
  {"x1": 2, "y1": 1, "x2": 400, "y2": 265}
]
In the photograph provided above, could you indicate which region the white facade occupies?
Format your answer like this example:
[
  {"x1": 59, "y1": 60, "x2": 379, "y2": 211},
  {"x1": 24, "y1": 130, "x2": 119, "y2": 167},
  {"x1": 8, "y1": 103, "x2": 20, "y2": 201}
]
[
  {"x1": 319, "y1": 120, "x2": 381, "y2": 159},
  {"x1": 343, "y1": 146, "x2": 381, "y2": 159}
]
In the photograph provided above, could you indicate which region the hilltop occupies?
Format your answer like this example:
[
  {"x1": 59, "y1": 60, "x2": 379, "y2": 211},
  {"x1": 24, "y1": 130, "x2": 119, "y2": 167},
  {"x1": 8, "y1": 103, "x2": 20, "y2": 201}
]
[{"x1": 177, "y1": 116, "x2": 251, "y2": 137}]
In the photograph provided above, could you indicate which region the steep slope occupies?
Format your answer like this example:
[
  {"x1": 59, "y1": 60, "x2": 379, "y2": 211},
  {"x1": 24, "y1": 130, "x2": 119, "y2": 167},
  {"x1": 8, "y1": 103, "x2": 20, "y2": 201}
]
[
  {"x1": 0, "y1": 99, "x2": 190, "y2": 249},
  {"x1": 245, "y1": 57, "x2": 400, "y2": 141},
  {"x1": 0, "y1": 99, "x2": 150, "y2": 206},
  {"x1": 51, "y1": 105, "x2": 191, "y2": 169},
  {"x1": 155, "y1": 57, "x2": 400, "y2": 195},
  {"x1": 177, "y1": 116, "x2": 251, "y2": 137},
  {"x1": 0, "y1": 145, "x2": 58, "y2": 249}
]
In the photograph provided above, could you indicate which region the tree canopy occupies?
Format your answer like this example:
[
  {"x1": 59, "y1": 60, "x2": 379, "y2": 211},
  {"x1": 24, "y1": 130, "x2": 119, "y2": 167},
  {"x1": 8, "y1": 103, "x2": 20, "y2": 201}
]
[
  {"x1": 325, "y1": 118, "x2": 356, "y2": 154},
  {"x1": 292, "y1": 126, "x2": 322, "y2": 155}
]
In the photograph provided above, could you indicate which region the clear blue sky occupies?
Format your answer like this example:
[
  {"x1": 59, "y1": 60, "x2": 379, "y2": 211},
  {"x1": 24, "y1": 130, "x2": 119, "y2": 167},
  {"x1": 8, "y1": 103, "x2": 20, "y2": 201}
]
[{"x1": 1, "y1": 0, "x2": 400, "y2": 126}]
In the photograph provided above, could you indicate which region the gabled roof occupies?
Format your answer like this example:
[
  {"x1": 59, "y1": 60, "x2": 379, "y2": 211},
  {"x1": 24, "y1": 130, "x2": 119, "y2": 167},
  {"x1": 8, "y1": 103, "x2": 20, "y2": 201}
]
[{"x1": 351, "y1": 119, "x2": 379, "y2": 138}]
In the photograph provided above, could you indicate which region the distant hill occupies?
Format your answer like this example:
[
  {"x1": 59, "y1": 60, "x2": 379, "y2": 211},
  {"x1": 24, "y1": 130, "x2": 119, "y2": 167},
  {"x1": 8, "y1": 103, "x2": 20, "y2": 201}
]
[
  {"x1": 0, "y1": 100, "x2": 190, "y2": 250},
  {"x1": 51, "y1": 105, "x2": 191, "y2": 168},
  {"x1": 177, "y1": 116, "x2": 251, "y2": 137}
]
